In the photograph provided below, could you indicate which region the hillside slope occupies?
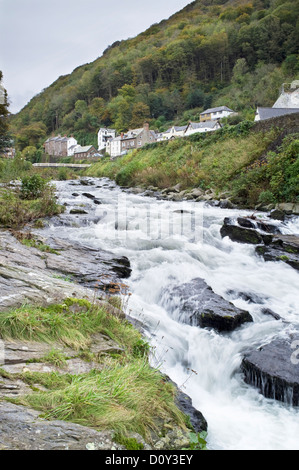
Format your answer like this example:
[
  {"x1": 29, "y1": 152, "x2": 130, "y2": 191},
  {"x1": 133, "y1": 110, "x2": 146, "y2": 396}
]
[
  {"x1": 10, "y1": 0, "x2": 299, "y2": 153},
  {"x1": 86, "y1": 114, "x2": 299, "y2": 208}
]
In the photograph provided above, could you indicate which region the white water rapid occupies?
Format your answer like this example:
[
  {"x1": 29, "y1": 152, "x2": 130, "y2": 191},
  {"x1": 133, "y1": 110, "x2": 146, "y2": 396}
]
[{"x1": 48, "y1": 178, "x2": 299, "y2": 450}]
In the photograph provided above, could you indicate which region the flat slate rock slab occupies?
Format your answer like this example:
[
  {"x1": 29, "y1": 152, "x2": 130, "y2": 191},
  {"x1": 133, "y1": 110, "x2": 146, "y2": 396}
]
[
  {"x1": 163, "y1": 278, "x2": 253, "y2": 332},
  {"x1": 241, "y1": 333, "x2": 299, "y2": 406},
  {"x1": 0, "y1": 402, "x2": 122, "y2": 451}
]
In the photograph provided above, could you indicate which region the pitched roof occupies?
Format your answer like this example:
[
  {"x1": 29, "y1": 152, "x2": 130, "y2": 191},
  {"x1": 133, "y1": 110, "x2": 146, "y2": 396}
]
[
  {"x1": 188, "y1": 121, "x2": 219, "y2": 129},
  {"x1": 256, "y1": 107, "x2": 299, "y2": 120},
  {"x1": 200, "y1": 106, "x2": 233, "y2": 115},
  {"x1": 74, "y1": 145, "x2": 95, "y2": 153}
]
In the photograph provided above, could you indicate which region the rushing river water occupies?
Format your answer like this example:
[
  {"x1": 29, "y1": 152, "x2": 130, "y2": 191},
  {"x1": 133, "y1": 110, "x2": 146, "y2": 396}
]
[{"x1": 47, "y1": 178, "x2": 299, "y2": 450}]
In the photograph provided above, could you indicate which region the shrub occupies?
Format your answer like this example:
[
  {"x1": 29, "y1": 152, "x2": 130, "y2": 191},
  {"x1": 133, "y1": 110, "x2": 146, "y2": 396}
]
[{"x1": 20, "y1": 174, "x2": 47, "y2": 200}]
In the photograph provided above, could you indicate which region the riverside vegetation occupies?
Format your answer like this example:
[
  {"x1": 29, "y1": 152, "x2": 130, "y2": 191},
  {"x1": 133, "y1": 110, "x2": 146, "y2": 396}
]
[{"x1": 86, "y1": 120, "x2": 299, "y2": 208}]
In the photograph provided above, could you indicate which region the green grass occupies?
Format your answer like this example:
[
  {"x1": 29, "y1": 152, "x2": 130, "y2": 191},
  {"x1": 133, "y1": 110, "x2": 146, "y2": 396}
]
[
  {"x1": 86, "y1": 126, "x2": 277, "y2": 198},
  {"x1": 15, "y1": 360, "x2": 185, "y2": 439},
  {"x1": 0, "y1": 298, "x2": 146, "y2": 354},
  {"x1": 0, "y1": 298, "x2": 188, "y2": 441}
]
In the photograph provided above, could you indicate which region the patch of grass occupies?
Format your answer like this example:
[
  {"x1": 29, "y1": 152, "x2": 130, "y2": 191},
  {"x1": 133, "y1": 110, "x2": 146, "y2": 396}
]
[
  {"x1": 1, "y1": 298, "x2": 190, "y2": 442},
  {"x1": 0, "y1": 298, "x2": 149, "y2": 355},
  {"x1": 15, "y1": 360, "x2": 185, "y2": 439}
]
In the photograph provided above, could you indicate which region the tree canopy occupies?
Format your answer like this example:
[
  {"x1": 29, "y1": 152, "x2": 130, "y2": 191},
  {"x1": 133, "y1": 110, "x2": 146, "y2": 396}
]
[{"x1": 9, "y1": 0, "x2": 299, "y2": 150}]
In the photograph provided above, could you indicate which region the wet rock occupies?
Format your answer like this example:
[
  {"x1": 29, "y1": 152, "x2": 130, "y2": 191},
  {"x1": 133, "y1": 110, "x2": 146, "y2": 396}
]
[
  {"x1": 256, "y1": 235, "x2": 299, "y2": 271},
  {"x1": 241, "y1": 333, "x2": 299, "y2": 406},
  {"x1": 69, "y1": 209, "x2": 89, "y2": 215},
  {"x1": 164, "y1": 278, "x2": 253, "y2": 332},
  {"x1": 220, "y1": 218, "x2": 263, "y2": 244},
  {"x1": 219, "y1": 199, "x2": 234, "y2": 209},
  {"x1": 0, "y1": 231, "x2": 131, "y2": 310},
  {"x1": 268, "y1": 209, "x2": 285, "y2": 221},
  {"x1": 261, "y1": 308, "x2": 281, "y2": 321},
  {"x1": 82, "y1": 193, "x2": 95, "y2": 200}
]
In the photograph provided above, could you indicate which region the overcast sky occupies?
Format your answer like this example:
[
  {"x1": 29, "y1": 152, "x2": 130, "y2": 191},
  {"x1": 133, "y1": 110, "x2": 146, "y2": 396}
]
[{"x1": 0, "y1": 0, "x2": 191, "y2": 114}]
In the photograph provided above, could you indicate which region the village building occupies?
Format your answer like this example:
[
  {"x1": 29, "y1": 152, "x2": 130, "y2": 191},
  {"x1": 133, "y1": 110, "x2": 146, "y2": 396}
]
[
  {"x1": 106, "y1": 122, "x2": 156, "y2": 158},
  {"x1": 106, "y1": 136, "x2": 122, "y2": 159},
  {"x1": 97, "y1": 128, "x2": 116, "y2": 152},
  {"x1": 184, "y1": 120, "x2": 222, "y2": 136},
  {"x1": 200, "y1": 106, "x2": 235, "y2": 122},
  {"x1": 73, "y1": 145, "x2": 97, "y2": 159},
  {"x1": 255, "y1": 81, "x2": 299, "y2": 121},
  {"x1": 44, "y1": 135, "x2": 78, "y2": 157},
  {"x1": 162, "y1": 125, "x2": 187, "y2": 140}
]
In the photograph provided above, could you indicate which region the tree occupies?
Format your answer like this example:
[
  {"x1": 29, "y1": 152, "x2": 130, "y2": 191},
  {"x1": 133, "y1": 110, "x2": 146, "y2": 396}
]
[{"x1": 0, "y1": 71, "x2": 11, "y2": 153}]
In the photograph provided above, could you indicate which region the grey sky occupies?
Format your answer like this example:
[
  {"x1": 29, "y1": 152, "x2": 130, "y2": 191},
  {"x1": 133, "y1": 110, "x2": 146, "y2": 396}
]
[{"x1": 0, "y1": 0, "x2": 191, "y2": 114}]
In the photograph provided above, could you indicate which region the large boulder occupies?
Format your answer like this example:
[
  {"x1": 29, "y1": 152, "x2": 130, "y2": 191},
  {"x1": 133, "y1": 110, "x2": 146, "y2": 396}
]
[
  {"x1": 162, "y1": 278, "x2": 253, "y2": 332},
  {"x1": 241, "y1": 333, "x2": 299, "y2": 406}
]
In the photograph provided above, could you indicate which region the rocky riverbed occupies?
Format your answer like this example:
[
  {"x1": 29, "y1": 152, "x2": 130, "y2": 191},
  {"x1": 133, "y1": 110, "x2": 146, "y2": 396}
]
[
  {"x1": 0, "y1": 177, "x2": 207, "y2": 451},
  {"x1": 1, "y1": 176, "x2": 299, "y2": 450}
]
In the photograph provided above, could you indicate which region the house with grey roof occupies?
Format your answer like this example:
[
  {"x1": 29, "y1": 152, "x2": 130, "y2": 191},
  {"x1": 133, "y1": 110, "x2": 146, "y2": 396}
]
[
  {"x1": 73, "y1": 145, "x2": 97, "y2": 159},
  {"x1": 200, "y1": 106, "x2": 235, "y2": 122},
  {"x1": 162, "y1": 125, "x2": 188, "y2": 140},
  {"x1": 184, "y1": 120, "x2": 222, "y2": 136},
  {"x1": 255, "y1": 107, "x2": 299, "y2": 121},
  {"x1": 106, "y1": 122, "x2": 157, "y2": 158},
  {"x1": 254, "y1": 81, "x2": 299, "y2": 121},
  {"x1": 44, "y1": 135, "x2": 78, "y2": 157}
]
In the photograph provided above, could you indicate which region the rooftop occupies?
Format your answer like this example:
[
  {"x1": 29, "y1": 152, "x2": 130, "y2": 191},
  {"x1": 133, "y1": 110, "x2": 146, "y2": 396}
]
[{"x1": 200, "y1": 106, "x2": 233, "y2": 115}]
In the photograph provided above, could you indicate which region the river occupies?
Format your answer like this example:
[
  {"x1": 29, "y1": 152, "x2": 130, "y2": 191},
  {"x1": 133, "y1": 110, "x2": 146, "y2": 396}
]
[{"x1": 44, "y1": 178, "x2": 299, "y2": 450}]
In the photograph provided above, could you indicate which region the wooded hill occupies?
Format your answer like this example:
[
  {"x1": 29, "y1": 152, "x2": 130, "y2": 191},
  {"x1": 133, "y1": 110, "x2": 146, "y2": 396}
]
[{"x1": 10, "y1": 0, "x2": 299, "y2": 154}]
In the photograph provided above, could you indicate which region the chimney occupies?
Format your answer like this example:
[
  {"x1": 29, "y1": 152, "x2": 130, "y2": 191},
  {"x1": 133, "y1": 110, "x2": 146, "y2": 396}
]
[
  {"x1": 121, "y1": 132, "x2": 124, "y2": 138},
  {"x1": 143, "y1": 122, "x2": 149, "y2": 131}
]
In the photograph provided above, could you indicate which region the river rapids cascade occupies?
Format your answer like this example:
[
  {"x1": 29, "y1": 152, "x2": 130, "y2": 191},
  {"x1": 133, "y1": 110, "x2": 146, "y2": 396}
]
[{"x1": 40, "y1": 177, "x2": 299, "y2": 450}]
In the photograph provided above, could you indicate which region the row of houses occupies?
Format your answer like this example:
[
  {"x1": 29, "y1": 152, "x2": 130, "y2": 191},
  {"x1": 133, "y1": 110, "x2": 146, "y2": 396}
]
[
  {"x1": 44, "y1": 105, "x2": 237, "y2": 159},
  {"x1": 98, "y1": 106, "x2": 236, "y2": 158},
  {"x1": 44, "y1": 135, "x2": 98, "y2": 159}
]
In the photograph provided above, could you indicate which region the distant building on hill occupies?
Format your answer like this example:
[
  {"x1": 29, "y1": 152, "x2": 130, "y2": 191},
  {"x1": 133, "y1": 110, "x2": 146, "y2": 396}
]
[
  {"x1": 44, "y1": 135, "x2": 78, "y2": 157},
  {"x1": 255, "y1": 80, "x2": 299, "y2": 121},
  {"x1": 162, "y1": 125, "x2": 188, "y2": 140},
  {"x1": 97, "y1": 128, "x2": 116, "y2": 152},
  {"x1": 184, "y1": 120, "x2": 222, "y2": 136},
  {"x1": 106, "y1": 122, "x2": 156, "y2": 159},
  {"x1": 200, "y1": 106, "x2": 235, "y2": 122},
  {"x1": 73, "y1": 145, "x2": 97, "y2": 159}
]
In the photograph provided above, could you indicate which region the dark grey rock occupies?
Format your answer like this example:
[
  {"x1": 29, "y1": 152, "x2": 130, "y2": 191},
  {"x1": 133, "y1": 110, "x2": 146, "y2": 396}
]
[
  {"x1": 163, "y1": 278, "x2": 253, "y2": 332},
  {"x1": 220, "y1": 218, "x2": 263, "y2": 245},
  {"x1": 256, "y1": 235, "x2": 299, "y2": 272},
  {"x1": 241, "y1": 334, "x2": 299, "y2": 405}
]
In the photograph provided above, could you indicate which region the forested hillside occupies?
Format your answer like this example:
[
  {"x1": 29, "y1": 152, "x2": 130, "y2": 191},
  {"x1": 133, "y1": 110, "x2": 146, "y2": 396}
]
[{"x1": 10, "y1": 0, "x2": 299, "y2": 154}]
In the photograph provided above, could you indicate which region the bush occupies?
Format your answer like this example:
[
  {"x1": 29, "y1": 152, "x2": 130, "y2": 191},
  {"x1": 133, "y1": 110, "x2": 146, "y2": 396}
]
[
  {"x1": 258, "y1": 190, "x2": 276, "y2": 205},
  {"x1": 20, "y1": 174, "x2": 47, "y2": 199}
]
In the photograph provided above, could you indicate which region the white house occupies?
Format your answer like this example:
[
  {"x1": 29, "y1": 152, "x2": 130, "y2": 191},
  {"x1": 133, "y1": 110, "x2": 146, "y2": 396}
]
[
  {"x1": 184, "y1": 120, "x2": 222, "y2": 136},
  {"x1": 200, "y1": 106, "x2": 235, "y2": 122},
  {"x1": 98, "y1": 128, "x2": 116, "y2": 152},
  {"x1": 162, "y1": 125, "x2": 187, "y2": 140},
  {"x1": 106, "y1": 136, "x2": 122, "y2": 159},
  {"x1": 66, "y1": 136, "x2": 78, "y2": 156}
]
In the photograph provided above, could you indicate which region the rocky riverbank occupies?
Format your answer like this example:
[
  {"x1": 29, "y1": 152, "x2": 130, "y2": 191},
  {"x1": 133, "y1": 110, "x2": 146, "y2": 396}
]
[{"x1": 0, "y1": 177, "x2": 207, "y2": 451}]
